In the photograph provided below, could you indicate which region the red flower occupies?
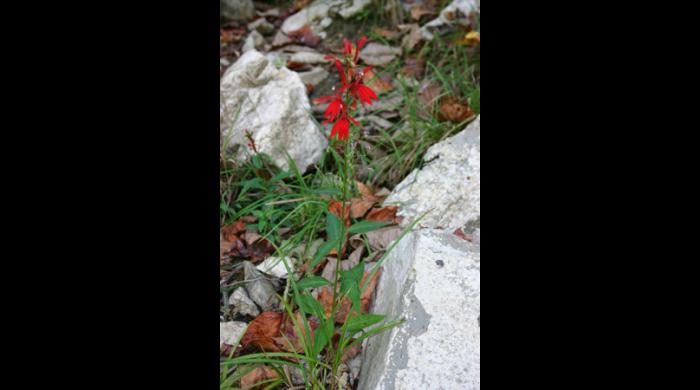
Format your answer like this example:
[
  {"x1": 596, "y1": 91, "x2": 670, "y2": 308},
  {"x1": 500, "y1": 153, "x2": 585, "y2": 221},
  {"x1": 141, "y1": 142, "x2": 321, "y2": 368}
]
[
  {"x1": 340, "y1": 66, "x2": 378, "y2": 107},
  {"x1": 327, "y1": 36, "x2": 368, "y2": 68},
  {"x1": 355, "y1": 84, "x2": 377, "y2": 107},
  {"x1": 355, "y1": 36, "x2": 367, "y2": 64},
  {"x1": 330, "y1": 118, "x2": 349, "y2": 141},
  {"x1": 314, "y1": 35, "x2": 375, "y2": 143},
  {"x1": 314, "y1": 85, "x2": 347, "y2": 123},
  {"x1": 324, "y1": 98, "x2": 343, "y2": 123},
  {"x1": 343, "y1": 38, "x2": 352, "y2": 56},
  {"x1": 334, "y1": 60, "x2": 346, "y2": 85}
]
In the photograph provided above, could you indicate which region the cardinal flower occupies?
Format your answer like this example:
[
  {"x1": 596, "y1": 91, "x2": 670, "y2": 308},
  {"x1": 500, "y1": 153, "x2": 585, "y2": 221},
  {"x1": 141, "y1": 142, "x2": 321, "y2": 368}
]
[
  {"x1": 314, "y1": 35, "x2": 376, "y2": 142},
  {"x1": 340, "y1": 66, "x2": 378, "y2": 108},
  {"x1": 330, "y1": 113, "x2": 361, "y2": 141},
  {"x1": 330, "y1": 117, "x2": 349, "y2": 141},
  {"x1": 313, "y1": 89, "x2": 344, "y2": 124}
]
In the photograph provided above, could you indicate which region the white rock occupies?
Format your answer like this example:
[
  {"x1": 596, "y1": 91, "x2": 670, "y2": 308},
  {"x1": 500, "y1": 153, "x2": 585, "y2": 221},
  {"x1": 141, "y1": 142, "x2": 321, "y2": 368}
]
[
  {"x1": 242, "y1": 30, "x2": 265, "y2": 52},
  {"x1": 385, "y1": 116, "x2": 480, "y2": 230},
  {"x1": 258, "y1": 7, "x2": 280, "y2": 18},
  {"x1": 365, "y1": 115, "x2": 393, "y2": 130},
  {"x1": 243, "y1": 261, "x2": 280, "y2": 311},
  {"x1": 228, "y1": 287, "x2": 260, "y2": 317},
  {"x1": 359, "y1": 229, "x2": 480, "y2": 390},
  {"x1": 220, "y1": 321, "x2": 248, "y2": 348},
  {"x1": 265, "y1": 51, "x2": 289, "y2": 67},
  {"x1": 338, "y1": 0, "x2": 372, "y2": 19},
  {"x1": 358, "y1": 43, "x2": 402, "y2": 66},
  {"x1": 421, "y1": 0, "x2": 480, "y2": 40},
  {"x1": 221, "y1": 0, "x2": 255, "y2": 21},
  {"x1": 281, "y1": 0, "x2": 344, "y2": 35},
  {"x1": 256, "y1": 256, "x2": 294, "y2": 278},
  {"x1": 220, "y1": 50, "x2": 328, "y2": 172},
  {"x1": 247, "y1": 18, "x2": 275, "y2": 35},
  {"x1": 289, "y1": 51, "x2": 330, "y2": 65},
  {"x1": 271, "y1": 30, "x2": 293, "y2": 47},
  {"x1": 298, "y1": 67, "x2": 329, "y2": 87}
]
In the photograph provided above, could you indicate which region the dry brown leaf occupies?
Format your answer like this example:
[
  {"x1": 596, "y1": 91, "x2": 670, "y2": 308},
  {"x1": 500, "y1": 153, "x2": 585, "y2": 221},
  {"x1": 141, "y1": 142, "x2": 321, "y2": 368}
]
[
  {"x1": 399, "y1": 23, "x2": 423, "y2": 51},
  {"x1": 401, "y1": 56, "x2": 425, "y2": 79},
  {"x1": 274, "y1": 311, "x2": 319, "y2": 353},
  {"x1": 410, "y1": 5, "x2": 436, "y2": 20},
  {"x1": 241, "y1": 365, "x2": 279, "y2": 390},
  {"x1": 362, "y1": 69, "x2": 393, "y2": 95},
  {"x1": 453, "y1": 228, "x2": 473, "y2": 241},
  {"x1": 222, "y1": 220, "x2": 247, "y2": 241},
  {"x1": 418, "y1": 82, "x2": 442, "y2": 108},
  {"x1": 366, "y1": 206, "x2": 399, "y2": 223},
  {"x1": 350, "y1": 197, "x2": 376, "y2": 219},
  {"x1": 240, "y1": 215, "x2": 258, "y2": 223},
  {"x1": 318, "y1": 286, "x2": 335, "y2": 318},
  {"x1": 346, "y1": 246, "x2": 364, "y2": 269},
  {"x1": 340, "y1": 343, "x2": 362, "y2": 363},
  {"x1": 328, "y1": 200, "x2": 351, "y2": 227},
  {"x1": 220, "y1": 233, "x2": 235, "y2": 262},
  {"x1": 348, "y1": 233, "x2": 364, "y2": 250},
  {"x1": 239, "y1": 311, "x2": 284, "y2": 352},
  {"x1": 335, "y1": 269, "x2": 382, "y2": 323},
  {"x1": 243, "y1": 230, "x2": 262, "y2": 246},
  {"x1": 298, "y1": 257, "x2": 327, "y2": 274},
  {"x1": 227, "y1": 236, "x2": 273, "y2": 263},
  {"x1": 356, "y1": 181, "x2": 379, "y2": 201},
  {"x1": 373, "y1": 27, "x2": 401, "y2": 40},
  {"x1": 287, "y1": 25, "x2": 321, "y2": 47},
  {"x1": 294, "y1": 0, "x2": 311, "y2": 10},
  {"x1": 438, "y1": 96, "x2": 475, "y2": 123},
  {"x1": 360, "y1": 269, "x2": 381, "y2": 313},
  {"x1": 365, "y1": 226, "x2": 402, "y2": 251}
]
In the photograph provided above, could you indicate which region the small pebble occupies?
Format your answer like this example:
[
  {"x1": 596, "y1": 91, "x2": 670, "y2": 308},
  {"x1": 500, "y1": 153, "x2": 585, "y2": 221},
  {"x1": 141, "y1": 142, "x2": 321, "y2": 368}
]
[{"x1": 435, "y1": 260, "x2": 444, "y2": 267}]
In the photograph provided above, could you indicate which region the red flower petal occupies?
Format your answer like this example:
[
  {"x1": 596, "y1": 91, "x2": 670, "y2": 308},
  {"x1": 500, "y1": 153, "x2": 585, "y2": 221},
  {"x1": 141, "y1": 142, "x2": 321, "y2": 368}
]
[
  {"x1": 356, "y1": 85, "x2": 378, "y2": 107},
  {"x1": 331, "y1": 118, "x2": 350, "y2": 141},
  {"x1": 324, "y1": 98, "x2": 343, "y2": 121},
  {"x1": 313, "y1": 95, "x2": 335, "y2": 104},
  {"x1": 355, "y1": 36, "x2": 367, "y2": 63},
  {"x1": 343, "y1": 38, "x2": 352, "y2": 56},
  {"x1": 335, "y1": 60, "x2": 347, "y2": 85},
  {"x1": 347, "y1": 115, "x2": 361, "y2": 129},
  {"x1": 357, "y1": 36, "x2": 367, "y2": 51}
]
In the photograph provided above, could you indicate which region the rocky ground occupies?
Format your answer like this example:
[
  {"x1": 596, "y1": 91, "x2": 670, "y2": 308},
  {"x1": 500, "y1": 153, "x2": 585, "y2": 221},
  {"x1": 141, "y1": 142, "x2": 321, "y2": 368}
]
[{"x1": 220, "y1": 0, "x2": 479, "y2": 389}]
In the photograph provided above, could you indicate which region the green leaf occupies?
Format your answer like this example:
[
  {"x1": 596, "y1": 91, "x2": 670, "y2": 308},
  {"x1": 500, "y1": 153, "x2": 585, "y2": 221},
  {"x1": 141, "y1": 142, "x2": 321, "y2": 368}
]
[
  {"x1": 348, "y1": 220, "x2": 392, "y2": 234},
  {"x1": 348, "y1": 320, "x2": 404, "y2": 348},
  {"x1": 311, "y1": 187, "x2": 342, "y2": 197},
  {"x1": 296, "y1": 276, "x2": 331, "y2": 290},
  {"x1": 347, "y1": 284, "x2": 361, "y2": 312},
  {"x1": 312, "y1": 320, "x2": 333, "y2": 357},
  {"x1": 341, "y1": 261, "x2": 365, "y2": 286},
  {"x1": 326, "y1": 212, "x2": 342, "y2": 242},
  {"x1": 295, "y1": 294, "x2": 325, "y2": 319},
  {"x1": 270, "y1": 170, "x2": 291, "y2": 183},
  {"x1": 310, "y1": 241, "x2": 335, "y2": 271},
  {"x1": 340, "y1": 261, "x2": 365, "y2": 312},
  {"x1": 345, "y1": 314, "x2": 385, "y2": 334},
  {"x1": 239, "y1": 178, "x2": 265, "y2": 196}
]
